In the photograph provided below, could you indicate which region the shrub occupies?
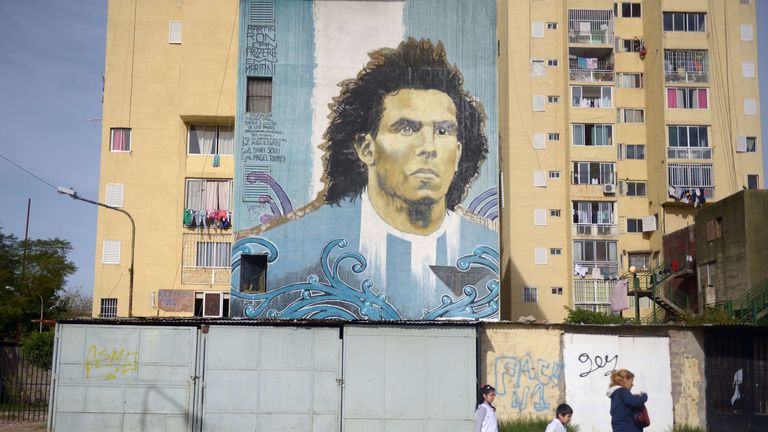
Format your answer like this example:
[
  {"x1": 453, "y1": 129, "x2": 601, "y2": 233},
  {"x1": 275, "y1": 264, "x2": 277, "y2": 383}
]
[
  {"x1": 562, "y1": 307, "x2": 630, "y2": 325},
  {"x1": 499, "y1": 417, "x2": 580, "y2": 432},
  {"x1": 20, "y1": 331, "x2": 54, "y2": 369}
]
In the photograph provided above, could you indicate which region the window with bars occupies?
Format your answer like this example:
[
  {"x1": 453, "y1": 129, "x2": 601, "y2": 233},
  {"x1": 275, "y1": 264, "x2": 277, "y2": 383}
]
[
  {"x1": 549, "y1": 171, "x2": 561, "y2": 179},
  {"x1": 547, "y1": 22, "x2": 558, "y2": 30},
  {"x1": 617, "y1": 73, "x2": 643, "y2": 88},
  {"x1": 568, "y1": 9, "x2": 614, "y2": 45},
  {"x1": 664, "y1": 50, "x2": 709, "y2": 83},
  {"x1": 548, "y1": 59, "x2": 559, "y2": 66},
  {"x1": 550, "y1": 248, "x2": 562, "y2": 256},
  {"x1": 185, "y1": 179, "x2": 233, "y2": 212},
  {"x1": 667, "y1": 88, "x2": 708, "y2": 109},
  {"x1": 110, "y1": 128, "x2": 131, "y2": 152},
  {"x1": 523, "y1": 287, "x2": 539, "y2": 303},
  {"x1": 195, "y1": 241, "x2": 231, "y2": 268},
  {"x1": 668, "y1": 163, "x2": 714, "y2": 188},
  {"x1": 663, "y1": 12, "x2": 706, "y2": 32},
  {"x1": 548, "y1": 96, "x2": 560, "y2": 103},
  {"x1": 550, "y1": 209, "x2": 561, "y2": 217},
  {"x1": 548, "y1": 133, "x2": 561, "y2": 141},
  {"x1": 572, "y1": 162, "x2": 615, "y2": 185},
  {"x1": 572, "y1": 124, "x2": 612, "y2": 146},
  {"x1": 188, "y1": 125, "x2": 234, "y2": 155},
  {"x1": 573, "y1": 201, "x2": 615, "y2": 224},
  {"x1": 100, "y1": 298, "x2": 118, "y2": 318},
  {"x1": 247, "y1": 77, "x2": 273, "y2": 113}
]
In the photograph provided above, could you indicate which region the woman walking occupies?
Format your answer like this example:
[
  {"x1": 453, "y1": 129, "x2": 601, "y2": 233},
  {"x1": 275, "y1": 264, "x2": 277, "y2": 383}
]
[{"x1": 606, "y1": 369, "x2": 648, "y2": 432}]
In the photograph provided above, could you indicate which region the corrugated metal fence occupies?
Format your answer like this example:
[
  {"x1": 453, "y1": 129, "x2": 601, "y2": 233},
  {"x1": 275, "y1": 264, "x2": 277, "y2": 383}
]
[{"x1": 0, "y1": 344, "x2": 50, "y2": 422}]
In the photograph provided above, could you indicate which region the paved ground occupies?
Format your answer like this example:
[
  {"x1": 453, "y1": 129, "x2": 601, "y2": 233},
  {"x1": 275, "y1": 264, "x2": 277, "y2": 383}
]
[{"x1": 0, "y1": 422, "x2": 46, "y2": 432}]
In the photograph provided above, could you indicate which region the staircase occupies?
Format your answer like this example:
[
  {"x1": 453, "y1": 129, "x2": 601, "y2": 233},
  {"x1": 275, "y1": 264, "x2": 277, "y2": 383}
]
[{"x1": 628, "y1": 257, "x2": 694, "y2": 323}]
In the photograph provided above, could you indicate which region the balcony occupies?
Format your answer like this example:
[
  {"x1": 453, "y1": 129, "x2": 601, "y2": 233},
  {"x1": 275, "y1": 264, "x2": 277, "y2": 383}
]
[
  {"x1": 568, "y1": 9, "x2": 614, "y2": 45},
  {"x1": 667, "y1": 147, "x2": 712, "y2": 160},
  {"x1": 572, "y1": 85, "x2": 612, "y2": 108},
  {"x1": 573, "y1": 223, "x2": 618, "y2": 237},
  {"x1": 664, "y1": 50, "x2": 709, "y2": 84},
  {"x1": 181, "y1": 232, "x2": 232, "y2": 285},
  {"x1": 574, "y1": 261, "x2": 619, "y2": 281},
  {"x1": 569, "y1": 47, "x2": 614, "y2": 83}
]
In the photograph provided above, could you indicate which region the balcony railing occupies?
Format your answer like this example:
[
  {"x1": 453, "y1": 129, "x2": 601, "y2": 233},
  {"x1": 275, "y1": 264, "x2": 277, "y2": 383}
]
[
  {"x1": 181, "y1": 232, "x2": 232, "y2": 285},
  {"x1": 664, "y1": 70, "x2": 709, "y2": 84},
  {"x1": 664, "y1": 50, "x2": 709, "y2": 84},
  {"x1": 573, "y1": 223, "x2": 618, "y2": 237},
  {"x1": 569, "y1": 9, "x2": 614, "y2": 45},
  {"x1": 574, "y1": 260, "x2": 619, "y2": 280},
  {"x1": 569, "y1": 31, "x2": 613, "y2": 45},
  {"x1": 667, "y1": 147, "x2": 712, "y2": 160},
  {"x1": 569, "y1": 61, "x2": 615, "y2": 83}
]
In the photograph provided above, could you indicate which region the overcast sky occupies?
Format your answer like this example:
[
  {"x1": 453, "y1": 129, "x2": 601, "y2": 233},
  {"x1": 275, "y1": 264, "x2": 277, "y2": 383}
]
[{"x1": 0, "y1": 1, "x2": 766, "y2": 295}]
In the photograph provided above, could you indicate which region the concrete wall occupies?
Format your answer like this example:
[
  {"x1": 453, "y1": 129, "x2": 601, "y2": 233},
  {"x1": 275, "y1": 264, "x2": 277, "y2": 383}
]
[{"x1": 668, "y1": 329, "x2": 707, "y2": 429}]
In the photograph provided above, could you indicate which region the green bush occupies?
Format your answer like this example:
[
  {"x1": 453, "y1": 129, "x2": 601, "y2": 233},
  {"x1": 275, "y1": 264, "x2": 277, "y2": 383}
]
[
  {"x1": 20, "y1": 331, "x2": 54, "y2": 369},
  {"x1": 562, "y1": 306, "x2": 630, "y2": 325},
  {"x1": 499, "y1": 417, "x2": 580, "y2": 432},
  {"x1": 679, "y1": 308, "x2": 738, "y2": 325}
]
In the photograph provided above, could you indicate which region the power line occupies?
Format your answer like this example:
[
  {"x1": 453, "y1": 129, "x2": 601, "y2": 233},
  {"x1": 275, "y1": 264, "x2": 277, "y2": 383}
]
[{"x1": 0, "y1": 151, "x2": 58, "y2": 191}]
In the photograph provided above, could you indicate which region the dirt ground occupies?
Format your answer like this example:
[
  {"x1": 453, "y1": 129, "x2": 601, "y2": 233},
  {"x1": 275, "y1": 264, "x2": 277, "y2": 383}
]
[{"x1": 0, "y1": 422, "x2": 46, "y2": 432}]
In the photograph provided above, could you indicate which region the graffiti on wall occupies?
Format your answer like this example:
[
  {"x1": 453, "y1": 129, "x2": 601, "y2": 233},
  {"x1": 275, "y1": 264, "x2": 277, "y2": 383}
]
[
  {"x1": 231, "y1": 0, "x2": 499, "y2": 321},
  {"x1": 85, "y1": 344, "x2": 138, "y2": 381},
  {"x1": 493, "y1": 353, "x2": 563, "y2": 412}
]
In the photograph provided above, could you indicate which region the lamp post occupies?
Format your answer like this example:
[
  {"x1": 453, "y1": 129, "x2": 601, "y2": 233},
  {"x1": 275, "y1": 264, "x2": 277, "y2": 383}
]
[
  {"x1": 57, "y1": 187, "x2": 135, "y2": 317},
  {"x1": 629, "y1": 265, "x2": 640, "y2": 323}
]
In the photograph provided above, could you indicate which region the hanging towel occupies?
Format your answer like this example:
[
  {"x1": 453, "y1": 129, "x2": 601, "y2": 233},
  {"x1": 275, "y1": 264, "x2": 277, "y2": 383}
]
[
  {"x1": 212, "y1": 153, "x2": 221, "y2": 167},
  {"x1": 587, "y1": 58, "x2": 598, "y2": 70},
  {"x1": 183, "y1": 208, "x2": 193, "y2": 226},
  {"x1": 578, "y1": 57, "x2": 587, "y2": 69},
  {"x1": 611, "y1": 279, "x2": 630, "y2": 312}
]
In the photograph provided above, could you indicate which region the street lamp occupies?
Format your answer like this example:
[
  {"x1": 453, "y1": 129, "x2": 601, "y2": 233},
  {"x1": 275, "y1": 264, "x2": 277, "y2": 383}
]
[
  {"x1": 629, "y1": 265, "x2": 640, "y2": 323},
  {"x1": 57, "y1": 187, "x2": 136, "y2": 317}
]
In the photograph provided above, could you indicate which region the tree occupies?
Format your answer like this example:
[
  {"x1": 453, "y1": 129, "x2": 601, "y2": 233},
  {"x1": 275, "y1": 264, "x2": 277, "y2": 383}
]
[
  {"x1": 0, "y1": 227, "x2": 77, "y2": 342},
  {"x1": 52, "y1": 287, "x2": 93, "y2": 319}
]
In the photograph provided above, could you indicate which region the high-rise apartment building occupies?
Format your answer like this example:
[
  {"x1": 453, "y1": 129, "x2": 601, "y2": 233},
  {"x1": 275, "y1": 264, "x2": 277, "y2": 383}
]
[
  {"x1": 501, "y1": 0, "x2": 763, "y2": 321},
  {"x1": 93, "y1": 0, "x2": 762, "y2": 323}
]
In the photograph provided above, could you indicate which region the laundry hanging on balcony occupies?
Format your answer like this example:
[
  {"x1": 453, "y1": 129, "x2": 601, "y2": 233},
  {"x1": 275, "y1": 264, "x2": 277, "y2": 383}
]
[{"x1": 668, "y1": 186, "x2": 707, "y2": 207}]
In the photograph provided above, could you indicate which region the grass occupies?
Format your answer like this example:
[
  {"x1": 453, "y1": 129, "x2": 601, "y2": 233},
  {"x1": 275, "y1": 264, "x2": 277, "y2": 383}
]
[
  {"x1": 499, "y1": 417, "x2": 580, "y2": 432},
  {"x1": 669, "y1": 426, "x2": 705, "y2": 432}
]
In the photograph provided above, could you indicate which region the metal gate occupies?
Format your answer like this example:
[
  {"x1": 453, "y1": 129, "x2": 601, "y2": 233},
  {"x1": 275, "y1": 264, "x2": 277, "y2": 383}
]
[
  {"x1": 706, "y1": 329, "x2": 768, "y2": 432},
  {"x1": 0, "y1": 344, "x2": 50, "y2": 422}
]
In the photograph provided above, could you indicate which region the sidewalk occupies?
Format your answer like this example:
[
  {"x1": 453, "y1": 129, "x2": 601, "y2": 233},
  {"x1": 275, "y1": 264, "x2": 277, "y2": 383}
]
[{"x1": 0, "y1": 422, "x2": 45, "y2": 432}]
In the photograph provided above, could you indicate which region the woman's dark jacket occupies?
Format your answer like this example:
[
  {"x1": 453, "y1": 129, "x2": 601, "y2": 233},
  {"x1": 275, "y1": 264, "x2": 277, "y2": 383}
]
[{"x1": 607, "y1": 385, "x2": 648, "y2": 432}]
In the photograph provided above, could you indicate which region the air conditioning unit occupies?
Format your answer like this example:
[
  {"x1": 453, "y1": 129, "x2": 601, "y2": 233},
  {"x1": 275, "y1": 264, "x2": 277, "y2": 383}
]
[{"x1": 603, "y1": 183, "x2": 617, "y2": 194}]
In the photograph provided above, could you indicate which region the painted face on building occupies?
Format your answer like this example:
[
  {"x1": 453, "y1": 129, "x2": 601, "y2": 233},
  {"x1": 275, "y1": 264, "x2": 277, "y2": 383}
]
[{"x1": 356, "y1": 89, "x2": 462, "y2": 207}]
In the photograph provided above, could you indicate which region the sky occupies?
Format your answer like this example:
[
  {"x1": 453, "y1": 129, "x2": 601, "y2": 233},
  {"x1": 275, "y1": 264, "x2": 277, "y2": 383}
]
[{"x1": 0, "y1": 1, "x2": 766, "y2": 296}]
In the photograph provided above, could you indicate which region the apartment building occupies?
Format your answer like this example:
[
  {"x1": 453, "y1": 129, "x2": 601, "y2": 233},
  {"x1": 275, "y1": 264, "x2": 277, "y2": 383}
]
[{"x1": 501, "y1": 0, "x2": 763, "y2": 321}]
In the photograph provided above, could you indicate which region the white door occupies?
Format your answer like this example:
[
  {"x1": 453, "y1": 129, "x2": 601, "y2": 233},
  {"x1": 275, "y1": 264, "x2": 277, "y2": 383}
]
[
  {"x1": 50, "y1": 324, "x2": 198, "y2": 432},
  {"x1": 342, "y1": 326, "x2": 477, "y2": 432},
  {"x1": 200, "y1": 326, "x2": 342, "y2": 431}
]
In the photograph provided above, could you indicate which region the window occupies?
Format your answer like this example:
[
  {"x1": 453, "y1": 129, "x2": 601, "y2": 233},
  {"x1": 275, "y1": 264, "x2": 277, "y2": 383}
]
[
  {"x1": 626, "y1": 218, "x2": 643, "y2": 233},
  {"x1": 573, "y1": 201, "x2": 615, "y2": 225},
  {"x1": 102, "y1": 240, "x2": 121, "y2": 264},
  {"x1": 617, "y1": 73, "x2": 643, "y2": 88},
  {"x1": 531, "y1": 59, "x2": 546, "y2": 77},
  {"x1": 573, "y1": 240, "x2": 618, "y2": 275},
  {"x1": 744, "y1": 98, "x2": 757, "y2": 115},
  {"x1": 628, "y1": 253, "x2": 651, "y2": 271},
  {"x1": 740, "y1": 0, "x2": 751, "y2": 4},
  {"x1": 668, "y1": 163, "x2": 714, "y2": 188},
  {"x1": 623, "y1": 181, "x2": 647, "y2": 197},
  {"x1": 548, "y1": 59, "x2": 559, "y2": 66},
  {"x1": 572, "y1": 86, "x2": 612, "y2": 108},
  {"x1": 667, "y1": 88, "x2": 708, "y2": 109},
  {"x1": 747, "y1": 175, "x2": 759, "y2": 190},
  {"x1": 742, "y1": 61, "x2": 755, "y2": 78},
  {"x1": 100, "y1": 298, "x2": 118, "y2": 318},
  {"x1": 572, "y1": 162, "x2": 615, "y2": 185},
  {"x1": 532, "y1": 22, "x2": 545, "y2": 38},
  {"x1": 185, "y1": 179, "x2": 233, "y2": 212},
  {"x1": 549, "y1": 209, "x2": 561, "y2": 217},
  {"x1": 715, "y1": 217, "x2": 723, "y2": 239},
  {"x1": 533, "y1": 95, "x2": 546, "y2": 111},
  {"x1": 664, "y1": 50, "x2": 709, "y2": 83},
  {"x1": 105, "y1": 183, "x2": 124, "y2": 208},
  {"x1": 188, "y1": 125, "x2": 234, "y2": 155},
  {"x1": 533, "y1": 133, "x2": 547, "y2": 149},
  {"x1": 668, "y1": 126, "x2": 709, "y2": 148},
  {"x1": 618, "y1": 144, "x2": 645, "y2": 160},
  {"x1": 240, "y1": 254, "x2": 268, "y2": 293},
  {"x1": 548, "y1": 133, "x2": 561, "y2": 141},
  {"x1": 168, "y1": 21, "x2": 183, "y2": 44},
  {"x1": 740, "y1": 25, "x2": 753, "y2": 41},
  {"x1": 194, "y1": 292, "x2": 230, "y2": 318},
  {"x1": 548, "y1": 96, "x2": 560, "y2": 103},
  {"x1": 524, "y1": 287, "x2": 539, "y2": 303},
  {"x1": 620, "y1": 2, "x2": 641, "y2": 18},
  {"x1": 534, "y1": 170, "x2": 547, "y2": 187},
  {"x1": 619, "y1": 109, "x2": 644, "y2": 123},
  {"x1": 736, "y1": 136, "x2": 757, "y2": 153},
  {"x1": 621, "y1": 39, "x2": 642, "y2": 52},
  {"x1": 572, "y1": 124, "x2": 612, "y2": 146},
  {"x1": 194, "y1": 241, "x2": 231, "y2": 268},
  {"x1": 246, "y1": 77, "x2": 272, "y2": 113},
  {"x1": 551, "y1": 287, "x2": 563, "y2": 295},
  {"x1": 535, "y1": 248, "x2": 548, "y2": 265},
  {"x1": 663, "y1": 12, "x2": 706, "y2": 32},
  {"x1": 547, "y1": 22, "x2": 558, "y2": 30},
  {"x1": 549, "y1": 171, "x2": 561, "y2": 179},
  {"x1": 110, "y1": 128, "x2": 131, "y2": 152},
  {"x1": 534, "y1": 209, "x2": 547, "y2": 226},
  {"x1": 550, "y1": 248, "x2": 562, "y2": 256}
]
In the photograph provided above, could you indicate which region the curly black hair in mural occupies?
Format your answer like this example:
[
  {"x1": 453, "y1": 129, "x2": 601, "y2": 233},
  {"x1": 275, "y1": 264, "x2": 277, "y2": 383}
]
[{"x1": 322, "y1": 37, "x2": 488, "y2": 210}]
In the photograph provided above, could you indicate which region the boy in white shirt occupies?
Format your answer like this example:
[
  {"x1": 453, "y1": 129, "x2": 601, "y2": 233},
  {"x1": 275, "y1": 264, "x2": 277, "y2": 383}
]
[{"x1": 545, "y1": 403, "x2": 573, "y2": 432}]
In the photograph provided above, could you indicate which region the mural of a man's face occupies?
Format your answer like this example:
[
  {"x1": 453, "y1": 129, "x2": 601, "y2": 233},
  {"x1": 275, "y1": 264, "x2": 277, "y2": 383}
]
[{"x1": 356, "y1": 89, "x2": 462, "y2": 206}]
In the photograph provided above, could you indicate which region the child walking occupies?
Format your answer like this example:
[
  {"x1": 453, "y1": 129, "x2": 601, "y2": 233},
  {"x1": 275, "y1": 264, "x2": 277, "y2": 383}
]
[
  {"x1": 545, "y1": 403, "x2": 574, "y2": 432},
  {"x1": 475, "y1": 384, "x2": 498, "y2": 432}
]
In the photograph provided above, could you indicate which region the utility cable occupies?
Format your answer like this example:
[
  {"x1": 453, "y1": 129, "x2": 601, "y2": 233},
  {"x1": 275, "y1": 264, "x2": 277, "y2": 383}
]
[{"x1": 0, "y1": 152, "x2": 58, "y2": 191}]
